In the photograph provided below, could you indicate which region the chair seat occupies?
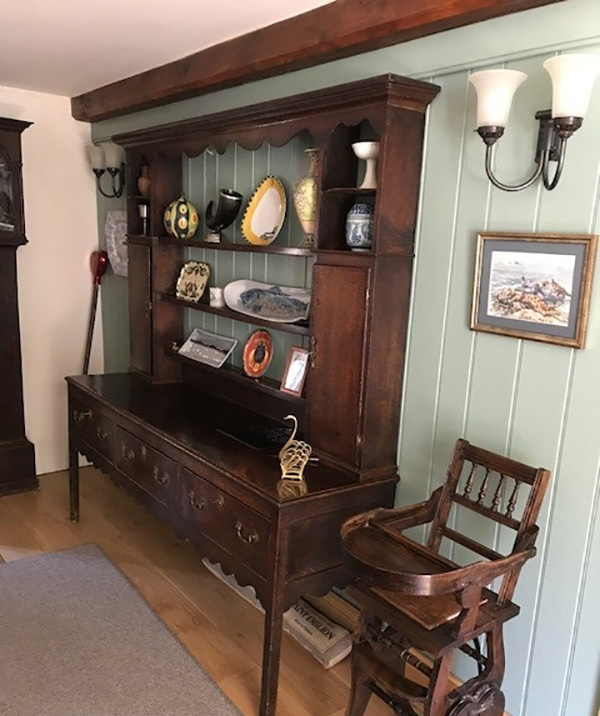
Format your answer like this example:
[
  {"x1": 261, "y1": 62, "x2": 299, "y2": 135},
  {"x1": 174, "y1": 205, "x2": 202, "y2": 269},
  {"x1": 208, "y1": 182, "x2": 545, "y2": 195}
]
[
  {"x1": 348, "y1": 582, "x2": 519, "y2": 658},
  {"x1": 372, "y1": 586, "x2": 489, "y2": 631},
  {"x1": 343, "y1": 518, "x2": 518, "y2": 630}
]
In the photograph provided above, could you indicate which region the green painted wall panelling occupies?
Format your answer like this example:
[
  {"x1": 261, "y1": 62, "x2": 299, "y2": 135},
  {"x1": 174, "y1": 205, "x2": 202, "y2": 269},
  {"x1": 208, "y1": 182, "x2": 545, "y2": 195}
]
[
  {"x1": 398, "y1": 50, "x2": 600, "y2": 716},
  {"x1": 93, "y1": 2, "x2": 600, "y2": 715}
]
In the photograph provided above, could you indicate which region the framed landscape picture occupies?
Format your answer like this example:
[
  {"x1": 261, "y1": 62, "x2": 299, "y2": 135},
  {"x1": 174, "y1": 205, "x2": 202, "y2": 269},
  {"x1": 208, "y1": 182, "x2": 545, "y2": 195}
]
[{"x1": 471, "y1": 232, "x2": 597, "y2": 348}]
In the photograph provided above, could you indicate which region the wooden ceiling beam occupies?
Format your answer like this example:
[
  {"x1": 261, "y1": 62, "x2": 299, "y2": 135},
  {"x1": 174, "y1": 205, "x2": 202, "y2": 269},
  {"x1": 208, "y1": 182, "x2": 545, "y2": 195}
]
[{"x1": 71, "y1": 0, "x2": 562, "y2": 122}]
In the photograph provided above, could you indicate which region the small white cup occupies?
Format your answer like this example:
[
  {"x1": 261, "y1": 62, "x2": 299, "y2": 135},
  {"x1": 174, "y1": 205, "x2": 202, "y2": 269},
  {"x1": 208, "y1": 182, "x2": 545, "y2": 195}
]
[{"x1": 209, "y1": 287, "x2": 225, "y2": 308}]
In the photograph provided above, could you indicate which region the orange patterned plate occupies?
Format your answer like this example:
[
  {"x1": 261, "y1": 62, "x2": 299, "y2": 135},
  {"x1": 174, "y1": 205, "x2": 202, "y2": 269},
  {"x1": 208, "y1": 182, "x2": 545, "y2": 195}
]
[{"x1": 243, "y1": 330, "x2": 273, "y2": 378}]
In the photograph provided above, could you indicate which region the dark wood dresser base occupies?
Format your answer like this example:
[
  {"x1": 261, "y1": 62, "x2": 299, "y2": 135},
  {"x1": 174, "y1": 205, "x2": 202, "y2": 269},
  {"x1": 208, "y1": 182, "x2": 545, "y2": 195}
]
[{"x1": 67, "y1": 373, "x2": 397, "y2": 716}]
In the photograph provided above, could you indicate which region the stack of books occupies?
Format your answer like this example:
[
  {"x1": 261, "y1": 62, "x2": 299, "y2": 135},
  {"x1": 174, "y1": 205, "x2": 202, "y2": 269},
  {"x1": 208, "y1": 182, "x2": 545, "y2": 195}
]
[{"x1": 202, "y1": 559, "x2": 358, "y2": 669}]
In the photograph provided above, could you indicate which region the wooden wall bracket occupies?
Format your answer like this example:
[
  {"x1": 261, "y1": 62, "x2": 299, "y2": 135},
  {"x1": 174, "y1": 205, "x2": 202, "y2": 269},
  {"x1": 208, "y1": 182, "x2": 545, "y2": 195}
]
[{"x1": 71, "y1": 0, "x2": 562, "y2": 122}]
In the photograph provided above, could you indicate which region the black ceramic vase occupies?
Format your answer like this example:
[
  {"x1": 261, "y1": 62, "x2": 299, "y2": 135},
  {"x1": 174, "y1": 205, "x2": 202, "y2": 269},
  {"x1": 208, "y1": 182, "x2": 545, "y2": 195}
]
[{"x1": 205, "y1": 189, "x2": 243, "y2": 242}]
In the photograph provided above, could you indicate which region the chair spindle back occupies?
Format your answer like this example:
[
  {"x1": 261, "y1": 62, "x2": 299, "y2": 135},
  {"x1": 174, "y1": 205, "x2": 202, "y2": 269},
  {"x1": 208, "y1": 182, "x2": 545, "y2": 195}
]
[{"x1": 426, "y1": 439, "x2": 550, "y2": 603}]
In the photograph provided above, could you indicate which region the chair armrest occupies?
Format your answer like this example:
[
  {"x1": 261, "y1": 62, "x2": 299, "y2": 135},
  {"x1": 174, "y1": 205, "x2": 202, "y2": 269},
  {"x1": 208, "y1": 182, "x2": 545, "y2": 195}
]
[
  {"x1": 407, "y1": 547, "x2": 537, "y2": 597},
  {"x1": 341, "y1": 487, "x2": 442, "y2": 541}
]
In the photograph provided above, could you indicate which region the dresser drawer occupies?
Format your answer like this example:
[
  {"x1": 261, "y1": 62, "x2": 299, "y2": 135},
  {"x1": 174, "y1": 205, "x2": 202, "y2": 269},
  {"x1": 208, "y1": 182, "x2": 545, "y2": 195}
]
[
  {"x1": 115, "y1": 426, "x2": 176, "y2": 507},
  {"x1": 179, "y1": 468, "x2": 270, "y2": 577},
  {"x1": 70, "y1": 399, "x2": 114, "y2": 460}
]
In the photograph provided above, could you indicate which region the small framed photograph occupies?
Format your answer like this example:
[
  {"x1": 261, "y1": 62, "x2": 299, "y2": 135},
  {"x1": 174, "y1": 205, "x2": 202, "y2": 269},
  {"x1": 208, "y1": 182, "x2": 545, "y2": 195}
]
[
  {"x1": 471, "y1": 232, "x2": 597, "y2": 348},
  {"x1": 280, "y1": 346, "x2": 309, "y2": 396}
]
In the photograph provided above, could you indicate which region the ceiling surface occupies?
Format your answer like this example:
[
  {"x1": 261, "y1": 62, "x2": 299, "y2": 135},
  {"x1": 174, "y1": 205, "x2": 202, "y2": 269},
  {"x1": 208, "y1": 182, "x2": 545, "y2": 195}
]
[{"x1": 0, "y1": 0, "x2": 334, "y2": 97}]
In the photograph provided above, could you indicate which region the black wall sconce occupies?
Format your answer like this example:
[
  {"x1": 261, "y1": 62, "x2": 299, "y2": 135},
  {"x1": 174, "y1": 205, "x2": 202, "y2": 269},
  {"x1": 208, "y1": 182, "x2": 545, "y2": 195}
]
[
  {"x1": 87, "y1": 142, "x2": 125, "y2": 198},
  {"x1": 470, "y1": 53, "x2": 600, "y2": 192}
]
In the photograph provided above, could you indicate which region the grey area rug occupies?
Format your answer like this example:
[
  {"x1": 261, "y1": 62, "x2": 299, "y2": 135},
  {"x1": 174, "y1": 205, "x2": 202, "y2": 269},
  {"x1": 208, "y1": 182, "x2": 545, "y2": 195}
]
[{"x1": 0, "y1": 544, "x2": 242, "y2": 716}]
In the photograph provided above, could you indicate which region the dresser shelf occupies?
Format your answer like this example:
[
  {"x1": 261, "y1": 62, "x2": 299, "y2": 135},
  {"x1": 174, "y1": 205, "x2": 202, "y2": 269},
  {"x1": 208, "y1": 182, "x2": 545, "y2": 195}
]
[
  {"x1": 128, "y1": 234, "x2": 311, "y2": 256},
  {"x1": 165, "y1": 347, "x2": 306, "y2": 405},
  {"x1": 321, "y1": 187, "x2": 376, "y2": 197},
  {"x1": 159, "y1": 294, "x2": 311, "y2": 336}
]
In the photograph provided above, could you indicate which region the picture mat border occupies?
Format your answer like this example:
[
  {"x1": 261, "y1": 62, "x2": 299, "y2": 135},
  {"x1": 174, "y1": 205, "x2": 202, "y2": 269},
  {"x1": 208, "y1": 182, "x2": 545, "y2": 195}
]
[{"x1": 470, "y1": 231, "x2": 598, "y2": 349}]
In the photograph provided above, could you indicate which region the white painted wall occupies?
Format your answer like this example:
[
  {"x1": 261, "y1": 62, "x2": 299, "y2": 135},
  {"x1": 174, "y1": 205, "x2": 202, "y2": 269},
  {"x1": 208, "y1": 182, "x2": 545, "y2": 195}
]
[{"x1": 0, "y1": 85, "x2": 102, "y2": 475}]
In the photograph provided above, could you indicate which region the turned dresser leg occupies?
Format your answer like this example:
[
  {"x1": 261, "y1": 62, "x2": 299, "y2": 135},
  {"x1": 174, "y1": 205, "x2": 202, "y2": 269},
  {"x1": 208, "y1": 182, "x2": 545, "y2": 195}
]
[
  {"x1": 260, "y1": 598, "x2": 285, "y2": 716},
  {"x1": 69, "y1": 438, "x2": 80, "y2": 522}
]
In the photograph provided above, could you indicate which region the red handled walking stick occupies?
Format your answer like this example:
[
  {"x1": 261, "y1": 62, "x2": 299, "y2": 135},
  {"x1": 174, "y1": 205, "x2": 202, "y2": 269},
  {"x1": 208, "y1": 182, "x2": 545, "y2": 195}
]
[{"x1": 83, "y1": 250, "x2": 109, "y2": 374}]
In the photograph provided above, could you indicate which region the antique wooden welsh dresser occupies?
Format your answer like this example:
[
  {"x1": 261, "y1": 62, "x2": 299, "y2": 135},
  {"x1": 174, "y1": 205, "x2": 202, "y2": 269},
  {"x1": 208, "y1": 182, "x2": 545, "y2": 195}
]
[{"x1": 66, "y1": 74, "x2": 439, "y2": 716}]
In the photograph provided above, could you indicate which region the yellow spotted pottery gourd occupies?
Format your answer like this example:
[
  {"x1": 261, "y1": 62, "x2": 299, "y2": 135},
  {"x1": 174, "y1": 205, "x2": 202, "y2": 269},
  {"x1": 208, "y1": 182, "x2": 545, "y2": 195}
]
[{"x1": 163, "y1": 195, "x2": 199, "y2": 239}]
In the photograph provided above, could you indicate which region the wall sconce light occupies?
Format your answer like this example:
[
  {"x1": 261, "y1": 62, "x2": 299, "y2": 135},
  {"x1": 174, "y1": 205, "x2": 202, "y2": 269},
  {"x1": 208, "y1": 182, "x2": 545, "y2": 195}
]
[
  {"x1": 87, "y1": 142, "x2": 125, "y2": 198},
  {"x1": 470, "y1": 54, "x2": 600, "y2": 192}
]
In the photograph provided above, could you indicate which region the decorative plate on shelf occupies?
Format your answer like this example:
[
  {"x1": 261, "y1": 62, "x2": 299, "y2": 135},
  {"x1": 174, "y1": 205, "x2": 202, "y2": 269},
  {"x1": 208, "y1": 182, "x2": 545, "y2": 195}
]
[
  {"x1": 241, "y1": 176, "x2": 286, "y2": 246},
  {"x1": 178, "y1": 327, "x2": 237, "y2": 369},
  {"x1": 224, "y1": 280, "x2": 311, "y2": 323},
  {"x1": 104, "y1": 210, "x2": 128, "y2": 277},
  {"x1": 242, "y1": 330, "x2": 273, "y2": 378},
  {"x1": 175, "y1": 261, "x2": 210, "y2": 302}
]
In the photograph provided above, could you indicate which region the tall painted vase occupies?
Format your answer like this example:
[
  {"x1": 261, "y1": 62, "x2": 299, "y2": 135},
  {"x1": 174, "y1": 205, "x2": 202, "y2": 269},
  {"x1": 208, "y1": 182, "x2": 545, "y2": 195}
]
[{"x1": 293, "y1": 148, "x2": 319, "y2": 247}]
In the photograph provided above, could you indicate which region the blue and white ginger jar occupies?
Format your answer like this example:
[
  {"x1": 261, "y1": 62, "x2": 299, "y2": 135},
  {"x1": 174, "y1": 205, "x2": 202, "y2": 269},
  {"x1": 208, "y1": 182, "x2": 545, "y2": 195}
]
[{"x1": 345, "y1": 202, "x2": 373, "y2": 251}]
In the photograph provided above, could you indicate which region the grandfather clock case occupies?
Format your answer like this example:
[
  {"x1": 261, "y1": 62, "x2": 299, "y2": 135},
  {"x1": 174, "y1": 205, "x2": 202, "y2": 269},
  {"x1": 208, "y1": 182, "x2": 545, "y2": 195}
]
[{"x1": 0, "y1": 118, "x2": 37, "y2": 496}]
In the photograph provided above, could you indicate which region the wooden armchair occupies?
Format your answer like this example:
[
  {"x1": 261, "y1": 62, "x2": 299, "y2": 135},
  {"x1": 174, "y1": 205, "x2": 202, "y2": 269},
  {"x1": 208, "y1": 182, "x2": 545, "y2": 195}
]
[{"x1": 341, "y1": 439, "x2": 550, "y2": 716}]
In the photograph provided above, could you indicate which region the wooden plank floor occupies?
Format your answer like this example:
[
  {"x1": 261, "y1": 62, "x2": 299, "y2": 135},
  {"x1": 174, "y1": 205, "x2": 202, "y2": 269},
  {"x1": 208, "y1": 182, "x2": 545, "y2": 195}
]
[{"x1": 0, "y1": 468, "x2": 394, "y2": 716}]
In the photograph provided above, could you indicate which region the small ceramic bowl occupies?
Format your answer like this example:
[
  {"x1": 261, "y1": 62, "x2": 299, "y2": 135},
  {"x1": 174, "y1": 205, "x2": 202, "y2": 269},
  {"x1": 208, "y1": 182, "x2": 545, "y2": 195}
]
[{"x1": 351, "y1": 141, "x2": 380, "y2": 160}]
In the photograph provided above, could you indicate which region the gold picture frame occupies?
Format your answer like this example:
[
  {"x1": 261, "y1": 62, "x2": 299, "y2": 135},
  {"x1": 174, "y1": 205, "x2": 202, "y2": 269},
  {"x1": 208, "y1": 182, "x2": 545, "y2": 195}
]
[{"x1": 471, "y1": 231, "x2": 597, "y2": 348}]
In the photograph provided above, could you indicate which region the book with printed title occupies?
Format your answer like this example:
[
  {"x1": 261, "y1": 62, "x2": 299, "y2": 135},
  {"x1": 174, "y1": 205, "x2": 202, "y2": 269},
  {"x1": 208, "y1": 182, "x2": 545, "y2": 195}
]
[{"x1": 202, "y1": 559, "x2": 352, "y2": 669}]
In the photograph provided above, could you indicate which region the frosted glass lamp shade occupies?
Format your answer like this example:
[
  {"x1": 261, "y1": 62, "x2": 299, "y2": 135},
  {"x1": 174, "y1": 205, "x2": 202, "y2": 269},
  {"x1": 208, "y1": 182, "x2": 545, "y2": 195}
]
[
  {"x1": 543, "y1": 54, "x2": 600, "y2": 119},
  {"x1": 103, "y1": 142, "x2": 123, "y2": 169},
  {"x1": 87, "y1": 144, "x2": 105, "y2": 170},
  {"x1": 469, "y1": 69, "x2": 527, "y2": 127},
  {"x1": 88, "y1": 142, "x2": 125, "y2": 198}
]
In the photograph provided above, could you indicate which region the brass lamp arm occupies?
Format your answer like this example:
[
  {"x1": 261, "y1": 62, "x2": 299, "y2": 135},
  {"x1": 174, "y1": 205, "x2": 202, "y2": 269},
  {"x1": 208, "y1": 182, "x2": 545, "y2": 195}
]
[
  {"x1": 484, "y1": 143, "x2": 544, "y2": 193},
  {"x1": 479, "y1": 110, "x2": 580, "y2": 193},
  {"x1": 541, "y1": 137, "x2": 567, "y2": 190}
]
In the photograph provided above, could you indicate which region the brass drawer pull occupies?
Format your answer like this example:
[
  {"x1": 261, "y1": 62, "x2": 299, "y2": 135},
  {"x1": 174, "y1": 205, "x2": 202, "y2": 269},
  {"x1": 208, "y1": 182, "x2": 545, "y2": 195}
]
[
  {"x1": 235, "y1": 521, "x2": 259, "y2": 544},
  {"x1": 188, "y1": 490, "x2": 206, "y2": 510},
  {"x1": 153, "y1": 466, "x2": 170, "y2": 486},
  {"x1": 96, "y1": 427, "x2": 109, "y2": 441},
  {"x1": 213, "y1": 495, "x2": 225, "y2": 508},
  {"x1": 73, "y1": 409, "x2": 92, "y2": 424},
  {"x1": 120, "y1": 444, "x2": 135, "y2": 461}
]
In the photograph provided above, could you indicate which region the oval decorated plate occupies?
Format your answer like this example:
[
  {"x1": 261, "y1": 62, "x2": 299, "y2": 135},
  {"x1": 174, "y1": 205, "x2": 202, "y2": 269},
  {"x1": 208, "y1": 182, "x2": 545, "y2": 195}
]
[
  {"x1": 243, "y1": 330, "x2": 273, "y2": 378},
  {"x1": 224, "y1": 279, "x2": 311, "y2": 323},
  {"x1": 241, "y1": 176, "x2": 286, "y2": 246}
]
